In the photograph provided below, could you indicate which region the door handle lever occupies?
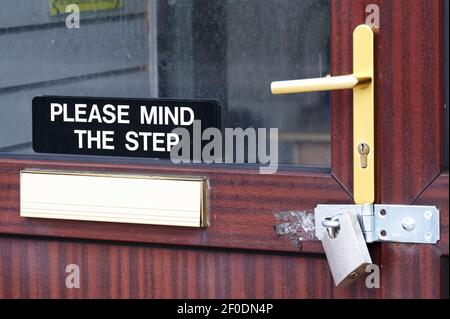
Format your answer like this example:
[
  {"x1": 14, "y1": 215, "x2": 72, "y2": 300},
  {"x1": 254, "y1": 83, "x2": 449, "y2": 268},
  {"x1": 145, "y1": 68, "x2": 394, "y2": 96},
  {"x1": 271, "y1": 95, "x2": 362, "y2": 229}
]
[
  {"x1": 271, "y1": 74, "x2": 371, "y2": 94},
  {"x1": 270, "y1": 24, "x2": 376, "y2": 205}
]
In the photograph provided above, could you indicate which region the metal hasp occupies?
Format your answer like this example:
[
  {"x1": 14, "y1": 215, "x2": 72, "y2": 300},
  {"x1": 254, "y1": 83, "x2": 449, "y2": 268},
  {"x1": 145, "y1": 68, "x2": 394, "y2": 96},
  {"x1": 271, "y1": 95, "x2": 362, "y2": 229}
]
[
  {"x1": 271, "y1": 25, "x2": 375, "y2": 204},
  {"x1": 315, "y1": 204, "x2": 440, "y2": 244}
]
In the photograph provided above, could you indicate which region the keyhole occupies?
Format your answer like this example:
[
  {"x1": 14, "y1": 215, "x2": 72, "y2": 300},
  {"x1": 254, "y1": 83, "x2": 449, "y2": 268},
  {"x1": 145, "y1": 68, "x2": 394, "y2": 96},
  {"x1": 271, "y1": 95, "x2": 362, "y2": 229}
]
[
  {"x1": 358, "y1": 143, "x2": 370, "y2": 169},
  {"x1": 360, "y1": 144, "x2": 366, "y2": 153}
]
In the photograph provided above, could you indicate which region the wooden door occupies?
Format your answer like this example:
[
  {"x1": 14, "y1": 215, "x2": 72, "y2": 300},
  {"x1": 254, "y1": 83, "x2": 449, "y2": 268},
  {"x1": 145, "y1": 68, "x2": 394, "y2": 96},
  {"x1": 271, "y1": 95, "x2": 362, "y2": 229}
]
[{"x1": 0, "y1": 0, "x2": 447, "y2": 299}]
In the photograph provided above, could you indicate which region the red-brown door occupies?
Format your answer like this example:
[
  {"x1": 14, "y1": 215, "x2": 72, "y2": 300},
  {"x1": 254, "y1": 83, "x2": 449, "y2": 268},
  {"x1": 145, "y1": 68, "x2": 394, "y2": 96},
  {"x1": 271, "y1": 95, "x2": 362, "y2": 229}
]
[{"x1": 0, "y1": 0, "x2": 447, "y2": 298}]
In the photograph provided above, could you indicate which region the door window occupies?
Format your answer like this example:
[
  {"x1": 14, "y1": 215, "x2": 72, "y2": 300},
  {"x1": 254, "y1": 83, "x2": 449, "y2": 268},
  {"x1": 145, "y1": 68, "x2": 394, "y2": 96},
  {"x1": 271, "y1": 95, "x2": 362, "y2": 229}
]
[{"x1": 0, "y1": 0, "x2": 330, "y2": 167}]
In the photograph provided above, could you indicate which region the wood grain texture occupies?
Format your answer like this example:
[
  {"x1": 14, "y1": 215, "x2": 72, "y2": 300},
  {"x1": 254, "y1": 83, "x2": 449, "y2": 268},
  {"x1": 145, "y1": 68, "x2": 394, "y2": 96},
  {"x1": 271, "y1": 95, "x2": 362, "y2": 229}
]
[
  {"x1": 380, "y1": 244, "x2": 443, "y2": 299},
  {"x1": 331, "y1": 0, "x2": 445, "y2": 204},
  {"x1": 0, "y1": 236, "x2": 332, "y2": 299},
  {"x1": 330, "y1": 0, "x2": 365, "y2": 197},
  {"x1": 0, "y1": 159, "x2": 353, "y2": 254},
  {"x1": 0, "y1": 0, "x2": 447, "y2": 300},
  {"x1": 330, "y1": 0, "x2": 447, "y2": 299},
  {"x1": 377, "y1": 0, "x2": 444, "y2": 204},
  {"x1": 379, "y1": 173, "x2": 448, "y2": 299},
  {"x1": 413, "y1": 173, "x2": 449, "y2": 255}
]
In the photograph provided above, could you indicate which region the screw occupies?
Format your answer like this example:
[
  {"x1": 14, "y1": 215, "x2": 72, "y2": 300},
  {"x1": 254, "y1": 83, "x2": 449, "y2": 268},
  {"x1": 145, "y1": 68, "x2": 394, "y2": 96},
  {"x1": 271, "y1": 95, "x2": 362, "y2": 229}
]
[
  {"x1": 349, "y1": 272, "x2": 360, "y2": 279},
  {"x1": 425, "y1": 232, "x2": 433, "y2": 242},
  {"x1": 402, "y1": 217, "x2": 416, "y2": 232},
  {"x1": 424, "y1": 211, "x2": 433, "y2": 220}
]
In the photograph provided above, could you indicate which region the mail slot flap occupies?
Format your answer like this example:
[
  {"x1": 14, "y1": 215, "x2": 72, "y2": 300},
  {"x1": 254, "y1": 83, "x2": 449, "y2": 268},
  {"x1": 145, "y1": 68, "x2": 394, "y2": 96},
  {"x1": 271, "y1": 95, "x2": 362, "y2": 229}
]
[{"x1": 20, "y1": 170, "x2": 208, "y2": 228}]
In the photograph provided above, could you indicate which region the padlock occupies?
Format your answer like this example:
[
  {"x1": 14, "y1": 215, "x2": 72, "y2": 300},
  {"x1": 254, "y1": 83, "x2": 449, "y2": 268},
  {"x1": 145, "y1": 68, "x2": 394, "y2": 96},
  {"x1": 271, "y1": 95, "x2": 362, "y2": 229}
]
[{"x1": 321, "y1": 211, "x2": 372, "y2": 287}]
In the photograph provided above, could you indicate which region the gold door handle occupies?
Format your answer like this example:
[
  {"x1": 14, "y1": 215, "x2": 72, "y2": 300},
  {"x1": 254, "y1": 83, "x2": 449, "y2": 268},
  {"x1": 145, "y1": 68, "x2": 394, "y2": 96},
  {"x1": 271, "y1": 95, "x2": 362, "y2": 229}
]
[
  {"x1": 271, "y1": 74, "x2": 371, "y2": 94},
  {"x1": 271, "y1": 24, "x2": 376, "y2": 205}
]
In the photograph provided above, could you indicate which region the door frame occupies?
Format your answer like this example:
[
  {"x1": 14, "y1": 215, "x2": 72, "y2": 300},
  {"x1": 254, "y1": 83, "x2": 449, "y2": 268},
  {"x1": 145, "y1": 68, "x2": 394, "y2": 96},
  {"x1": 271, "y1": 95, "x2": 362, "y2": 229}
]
[
  {"x1": 331, "y1": 0, "x2": 447, "y2": 298},
  {"x1": 0, "y1": 0, "x2": 447, "y2": 298}
]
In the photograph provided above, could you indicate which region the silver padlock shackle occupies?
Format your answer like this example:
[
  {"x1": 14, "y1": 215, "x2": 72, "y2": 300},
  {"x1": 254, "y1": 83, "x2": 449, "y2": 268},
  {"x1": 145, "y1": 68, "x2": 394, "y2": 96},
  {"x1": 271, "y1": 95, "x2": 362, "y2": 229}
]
[
  {"x1": 321, "y1": 215, "x2": 341, "y2": 229},
  {"x1": 321, "y1": 214, "x2": 342, "y2": 239}
]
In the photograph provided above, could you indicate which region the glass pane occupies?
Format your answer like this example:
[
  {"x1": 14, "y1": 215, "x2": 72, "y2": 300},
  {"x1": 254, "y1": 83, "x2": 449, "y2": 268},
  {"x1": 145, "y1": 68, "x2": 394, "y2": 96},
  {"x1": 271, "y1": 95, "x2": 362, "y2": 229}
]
[{"x1": 0, "y1": 0, "x2": 330, "y2": 167}]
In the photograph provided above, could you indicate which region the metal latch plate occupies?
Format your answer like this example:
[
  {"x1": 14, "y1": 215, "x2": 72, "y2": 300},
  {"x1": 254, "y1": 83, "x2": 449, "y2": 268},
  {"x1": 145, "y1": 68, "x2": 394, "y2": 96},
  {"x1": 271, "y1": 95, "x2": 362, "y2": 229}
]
[
  {"x1": 373, "y1": 205, "x2": 439, "y2": 244},
  {"x1": 315, "y1": 204, "x2": 440, "y2": 244}
]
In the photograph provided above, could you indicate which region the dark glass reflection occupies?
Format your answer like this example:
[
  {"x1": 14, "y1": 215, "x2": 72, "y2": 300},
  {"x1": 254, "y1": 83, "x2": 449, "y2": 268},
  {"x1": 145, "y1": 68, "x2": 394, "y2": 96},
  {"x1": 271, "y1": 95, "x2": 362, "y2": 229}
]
[{"x1": 0, "y1": 0, "x2": 330, "y2": 167}]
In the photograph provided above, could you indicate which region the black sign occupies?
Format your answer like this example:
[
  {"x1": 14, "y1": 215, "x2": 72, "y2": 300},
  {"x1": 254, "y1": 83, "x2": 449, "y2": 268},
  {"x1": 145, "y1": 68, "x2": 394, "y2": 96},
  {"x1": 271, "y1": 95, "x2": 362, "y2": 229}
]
[{"x1": 32, "y1": 96, "x2": 222, "y2": 159}]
